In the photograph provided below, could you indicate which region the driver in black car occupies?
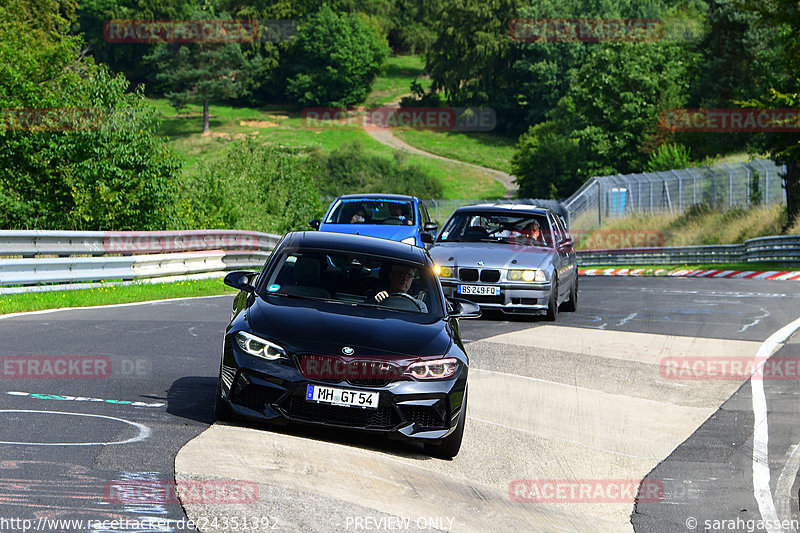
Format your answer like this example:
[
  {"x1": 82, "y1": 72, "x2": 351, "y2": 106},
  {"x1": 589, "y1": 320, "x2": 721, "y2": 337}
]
[{"x1": 373, "y1": 264, "x2": 428, "y2": 312}]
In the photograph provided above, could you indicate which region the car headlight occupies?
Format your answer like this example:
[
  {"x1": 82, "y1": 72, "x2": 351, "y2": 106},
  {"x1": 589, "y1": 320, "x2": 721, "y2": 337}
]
[
  {"x1": 235, "y1": 331, "x2": 286, "y2": 360},
  {"x1": 404, "y1": 358, "x2": 460, "y2": 380},
  {"x1": 434, "y1": 265, "x2": 454, "y2": 278},
  {"x1": 401, "y1": 237, "x2": 416, "y2": 245},
  {"x1": 508, "y1": 269, "x2": 547, "y2": 282}
]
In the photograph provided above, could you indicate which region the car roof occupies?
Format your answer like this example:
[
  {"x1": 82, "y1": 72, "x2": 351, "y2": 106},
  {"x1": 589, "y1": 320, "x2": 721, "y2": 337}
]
[
  {"x1": 334, "y1": 193, "x2": 418, "y2": 202},
  {"x1": 281, "y1": 231, "x2": 429, "y2": 264},
  {"x1": 453, "y1": 203, "x2": 551, "y2": 215}
]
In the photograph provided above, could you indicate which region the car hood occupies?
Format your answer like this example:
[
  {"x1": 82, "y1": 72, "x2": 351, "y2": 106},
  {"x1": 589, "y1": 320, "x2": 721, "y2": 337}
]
[
  {"x1": 429, "y1": 242, "x2": 553, "y2": 270},
  {"x1": 248, "y1": 296, "x2": 451, "y2": 358},
  {"x1": 319, "y1": 224, "x2": 416, "y2": 242}
]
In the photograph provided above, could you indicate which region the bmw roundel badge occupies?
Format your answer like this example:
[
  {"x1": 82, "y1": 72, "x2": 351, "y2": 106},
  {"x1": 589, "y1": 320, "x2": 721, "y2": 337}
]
[{"x1": 342, "y1": 346, "x2": 354, "y2": 355}]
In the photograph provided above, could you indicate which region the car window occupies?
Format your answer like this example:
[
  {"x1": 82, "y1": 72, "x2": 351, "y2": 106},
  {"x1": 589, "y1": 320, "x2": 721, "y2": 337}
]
[
  {"x1": 324, "y1": 199, "x2": 415, "y2": 225},
  {"x1": 437, "y1": 211, "x2": 551, "y2": 246},
  {"x1": 548, "y1": 213, "x2": 563, "y2": 244},
  {"x1": 554, "y1": 213, "x2": 569, "y2": 239},
  {"x1": 262, "y1": 249, "x2": 442, "y2": 317}
]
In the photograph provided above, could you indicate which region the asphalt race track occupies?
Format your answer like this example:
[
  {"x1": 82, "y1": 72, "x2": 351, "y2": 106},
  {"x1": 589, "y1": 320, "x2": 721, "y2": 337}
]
[{"x1": 1, "y1": 277, "x2": 800, "y2": 532}]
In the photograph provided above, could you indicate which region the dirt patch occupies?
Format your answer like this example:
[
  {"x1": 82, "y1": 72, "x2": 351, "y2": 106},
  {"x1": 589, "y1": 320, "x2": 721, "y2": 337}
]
[{"x1": 240, "y1": 120, "x2": 279, "y2": 128}]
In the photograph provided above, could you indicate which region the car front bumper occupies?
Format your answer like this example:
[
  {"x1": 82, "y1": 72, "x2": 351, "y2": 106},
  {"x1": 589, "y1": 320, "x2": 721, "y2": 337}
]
[
  {"x1": 218, "y1": 341, "x2": 468, "y2": 443},
  {"x1": 440, "y1": 280, "x2": 552, "y2": 315}
]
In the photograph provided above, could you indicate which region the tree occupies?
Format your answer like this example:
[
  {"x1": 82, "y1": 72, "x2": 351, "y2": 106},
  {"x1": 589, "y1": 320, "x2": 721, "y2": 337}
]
[
  {"x1": 284, "y1": 5, "x2": 389, "y2": 107},
  {"x1": 0, "y1": 4, "x2": 182, "y2": 230},
  {"x1": 144, "y1": 12, "x2": 257, "y2": 133},
  {"x1": 512, "y1": 41, "x2": 694, "y2": 198},
  {"x1": 743, "y1": 0, "x2": 800, "y2": 230}
]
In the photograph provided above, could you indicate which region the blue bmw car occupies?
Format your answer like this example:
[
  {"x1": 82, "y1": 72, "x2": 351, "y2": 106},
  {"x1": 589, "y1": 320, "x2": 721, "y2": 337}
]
[{"x1": 309, "y1": 193, "x2": 438, "y2": 248}]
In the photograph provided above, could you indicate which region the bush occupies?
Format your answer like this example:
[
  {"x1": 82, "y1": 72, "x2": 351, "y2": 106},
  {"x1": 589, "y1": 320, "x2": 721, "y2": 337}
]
[
  {"x1": 310, "y1": 141, "x2": 442, "y2": 199},
  {"x1": 0, "y1": 13, "x2": 182, "y2": 230},
  {"x1": 645, "y1": 143, "x2": 692, "y2": 172},
  {"x1": 183, "y1": 138, "x2": 324, "y2": 234},
  {"x1": 285, "y1": 5, "x2": 389, "y2": 107}
]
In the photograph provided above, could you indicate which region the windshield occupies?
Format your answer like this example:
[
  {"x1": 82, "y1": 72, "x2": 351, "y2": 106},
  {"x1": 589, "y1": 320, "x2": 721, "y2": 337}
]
[
  {"x1": 437, "y1": 212, "x2": 553, "y2": 247},
  {"x1": 324, "y1": 198, "x2": 415, "y2": 225},
  {"x1": 261, "y1": 249, "x2": 442, "y2": 317}
]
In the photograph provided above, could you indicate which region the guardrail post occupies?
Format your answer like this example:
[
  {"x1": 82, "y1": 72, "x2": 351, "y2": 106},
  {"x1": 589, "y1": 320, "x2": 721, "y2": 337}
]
[
  {"x1": 597, "y1": 180, "x2": 602, "y2": 226},
  {"x1": 670, "y1": 170, "x2": 683, "y2": 212},
  {"x1": 685, "y1": 168, "x2": 698, "y2": 206},
  {"x1": 744, "y1": 162, "x2": 751, "y2": 206},
  {"x1": 722, "y1": 163, "x2": 733, "y2": 208}
]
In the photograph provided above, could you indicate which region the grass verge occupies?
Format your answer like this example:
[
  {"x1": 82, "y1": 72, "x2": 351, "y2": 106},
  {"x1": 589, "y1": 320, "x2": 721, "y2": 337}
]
[
  {"x1": 393, "y1": 129, "x2": 517, "y2": 174},
  {"x1": 1, "y1": 278, "x2": 237, "y2": 315}
]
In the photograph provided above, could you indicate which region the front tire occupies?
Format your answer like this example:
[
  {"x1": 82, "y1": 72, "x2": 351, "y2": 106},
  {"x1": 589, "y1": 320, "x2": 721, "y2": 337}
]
[
  {"x1": 214, "y1": 375, "x2": 233, "y2": 421},
  {"x1": 545, "y1": 277, "x2": 559, "y2": 321},
  {"x1": 424, "y1": 389, "x2": 467, "y2": 459}
]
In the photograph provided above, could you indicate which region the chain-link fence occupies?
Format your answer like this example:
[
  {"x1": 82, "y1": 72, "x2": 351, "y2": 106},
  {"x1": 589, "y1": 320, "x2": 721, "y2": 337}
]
[
  {"x1": 322, "y1": 159, "x2": 785, "y2": 230},
  {"x1": 563, "y1": 159, "x2": 786, "y2": 231}
]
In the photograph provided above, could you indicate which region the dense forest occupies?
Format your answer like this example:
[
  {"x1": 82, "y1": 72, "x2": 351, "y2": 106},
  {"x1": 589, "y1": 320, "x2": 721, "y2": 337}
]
[{"x1": 1, "y1": 0, "x2": 799, "y2": 231}]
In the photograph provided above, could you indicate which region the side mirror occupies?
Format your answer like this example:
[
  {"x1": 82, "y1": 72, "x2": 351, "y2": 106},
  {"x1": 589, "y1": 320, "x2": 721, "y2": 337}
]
[
  {"x1": 447, "y1": 298, "x2": 481, "y2": 319},
  {"x1": 224, "y1": 271, "x2": 256, "y2": 293},
  {"x1": 558, "y1": 237, "x2": 574, "y2": 250},
  {"x1": 308, "y1": 219, "x2": 321, "y2": 230},
  {"x1": 423, "y1": 222, "x2": 438, "y2": 233},
  {"x1": 421, "y1": 233, "x2": 434, "y2": 244}
]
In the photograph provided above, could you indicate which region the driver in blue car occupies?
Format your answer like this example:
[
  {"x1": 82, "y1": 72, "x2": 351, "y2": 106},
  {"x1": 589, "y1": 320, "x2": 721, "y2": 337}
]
[
  {"x1": 389, "y1": 204, "x2": 413, "y2": 225},
  {"x1": 373, "y1": 264, "x2": 428, "y2": 312}
]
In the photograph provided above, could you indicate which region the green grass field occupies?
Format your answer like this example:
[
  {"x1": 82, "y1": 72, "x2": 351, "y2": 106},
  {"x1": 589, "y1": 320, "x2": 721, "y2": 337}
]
[
  {"x1": 393, "y1": 129, "x2": 517, "y2": 174},
  {"x1": 1, "y1": 278, "x2": 237, "y2": 315},
  {"x1": 365, "y1": 54, "x2": 431, "y2": 107}
]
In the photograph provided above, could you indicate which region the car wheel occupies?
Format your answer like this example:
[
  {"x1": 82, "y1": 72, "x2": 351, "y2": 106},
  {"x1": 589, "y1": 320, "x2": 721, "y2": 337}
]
[
  {"x1": 424, "y1": 389, "x2": 467, "y2": 459},
  {"x1": 560, "y1": 275, "x2": 578, "y2": 312},
  {"x1": 214, "y1": 374, "x2": 233, "y2": 421},
  {"x1": 545, "y1": 277, "x2": 559, "y2": 321}
]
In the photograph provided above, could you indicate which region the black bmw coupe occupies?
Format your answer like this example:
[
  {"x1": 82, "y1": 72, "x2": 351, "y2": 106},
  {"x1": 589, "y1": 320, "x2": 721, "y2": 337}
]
[{"x1": 215, "y1": 231, "x2": 480, "y2": 458}]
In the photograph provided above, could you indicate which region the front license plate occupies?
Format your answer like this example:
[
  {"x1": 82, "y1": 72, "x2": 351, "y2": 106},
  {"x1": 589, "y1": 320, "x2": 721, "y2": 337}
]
[
  {"x1": 458, "y1": 284, "x2": 500, "y2": 296},
  {"x1": 306, "y1": 385, "x2": 379, "y2": 409}
]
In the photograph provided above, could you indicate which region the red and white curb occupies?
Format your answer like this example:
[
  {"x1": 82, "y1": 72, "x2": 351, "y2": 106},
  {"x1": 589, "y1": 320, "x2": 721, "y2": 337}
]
[{"x1": 579, "y1": 268, "x2": 800, "y2": 280}]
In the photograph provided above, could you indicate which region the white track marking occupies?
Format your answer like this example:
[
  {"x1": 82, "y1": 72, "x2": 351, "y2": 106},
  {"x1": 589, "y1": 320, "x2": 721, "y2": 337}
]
[
  {"x1": 775, "y1": 444, "x2": 800, "y2": 529},
  {"x1": 739, "y1": 307, "x2": 771, "y2": 333},
  {"x1": 751, "y1": 317, "x2": 800, "y2": 533},
  {"x1": 617, "y1": 313, "x2": 638, "y2": 326},
  {"x1": 0, "y1": 409, "x2": 150, "y2": 446}
]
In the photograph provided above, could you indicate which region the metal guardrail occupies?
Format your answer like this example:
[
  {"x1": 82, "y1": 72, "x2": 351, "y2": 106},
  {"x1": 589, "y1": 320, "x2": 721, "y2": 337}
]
[
  {"x1": 2, "y1": 229, "x2": 797, "y2": 292},
  {"x1": 0, "y1": 230, "x2": 280, "y2": 292},
  {"x1": 0, "y1": 229, "x2": 280, "y2": 257},
  {"x1": 577, "y1": 235, "x2": 800, "y2": 266}
]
